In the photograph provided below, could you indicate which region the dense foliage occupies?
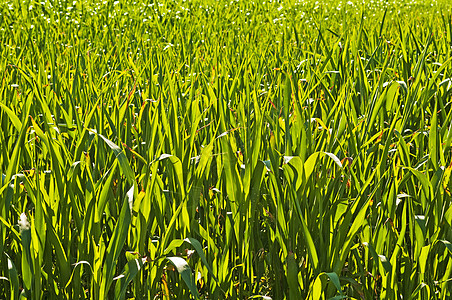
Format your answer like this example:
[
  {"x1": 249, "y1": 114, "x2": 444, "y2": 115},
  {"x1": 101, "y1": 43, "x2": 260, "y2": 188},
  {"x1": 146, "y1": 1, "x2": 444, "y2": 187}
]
[{"x1": 1, "y1": 0, "x2": 452, "y2": 298}]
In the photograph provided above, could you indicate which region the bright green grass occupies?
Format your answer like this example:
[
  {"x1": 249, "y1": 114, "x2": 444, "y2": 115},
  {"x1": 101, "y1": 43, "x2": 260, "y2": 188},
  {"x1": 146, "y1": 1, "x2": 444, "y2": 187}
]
[{"x1": 1, "y1": 0, "x2": 452, "y2": 298}]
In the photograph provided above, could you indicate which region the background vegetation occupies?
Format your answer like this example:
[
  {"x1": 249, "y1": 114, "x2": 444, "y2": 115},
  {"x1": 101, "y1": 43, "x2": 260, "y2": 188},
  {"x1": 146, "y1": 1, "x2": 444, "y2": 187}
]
[{"x1": 1, "y1": 0, "x2": 452, "y2": 298}]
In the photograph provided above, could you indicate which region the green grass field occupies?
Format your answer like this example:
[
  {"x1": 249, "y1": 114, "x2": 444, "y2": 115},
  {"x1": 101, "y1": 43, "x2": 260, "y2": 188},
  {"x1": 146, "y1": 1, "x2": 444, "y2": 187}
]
[{"x1": 1, "y1": 0, "x2": 452, "y2": 298}]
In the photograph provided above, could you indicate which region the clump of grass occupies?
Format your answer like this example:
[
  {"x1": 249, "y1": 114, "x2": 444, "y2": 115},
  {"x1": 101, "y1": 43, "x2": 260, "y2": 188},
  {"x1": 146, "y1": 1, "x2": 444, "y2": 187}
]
[{"x1": 1, "y1": 0, "x2": 452, "y2": 298}]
